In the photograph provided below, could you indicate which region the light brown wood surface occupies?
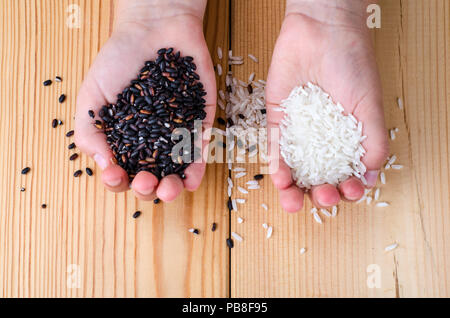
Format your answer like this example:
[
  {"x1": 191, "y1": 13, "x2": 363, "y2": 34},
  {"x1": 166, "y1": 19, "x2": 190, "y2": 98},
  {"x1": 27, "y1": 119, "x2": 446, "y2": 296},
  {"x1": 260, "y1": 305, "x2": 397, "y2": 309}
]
[{"x1": 0, "y1": 0, "x2": 449, "y2": 298}]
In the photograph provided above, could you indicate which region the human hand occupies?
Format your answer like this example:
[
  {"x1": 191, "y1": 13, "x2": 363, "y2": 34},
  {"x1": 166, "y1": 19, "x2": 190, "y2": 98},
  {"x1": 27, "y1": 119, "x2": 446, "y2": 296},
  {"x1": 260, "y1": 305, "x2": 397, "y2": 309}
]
[
  {"x1": 75, "y1": 0, "x2": 216, "y2": 202},
  {"x1": 266, "y1": 0, "x2": 389, "y2": 212}
]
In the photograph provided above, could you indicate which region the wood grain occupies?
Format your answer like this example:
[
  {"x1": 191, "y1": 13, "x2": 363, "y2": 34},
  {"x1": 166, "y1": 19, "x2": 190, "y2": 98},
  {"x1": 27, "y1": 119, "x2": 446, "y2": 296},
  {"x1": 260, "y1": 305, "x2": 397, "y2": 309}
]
[
  {"x1": 230, "y1": 0, "x2": 450, "y2": 297},
  {"x1": 0, "y1": 0, "x2": 229, "y2": 298},
  {"x1": 0, "y1": 0, "x2": 449, "y2": 298}
]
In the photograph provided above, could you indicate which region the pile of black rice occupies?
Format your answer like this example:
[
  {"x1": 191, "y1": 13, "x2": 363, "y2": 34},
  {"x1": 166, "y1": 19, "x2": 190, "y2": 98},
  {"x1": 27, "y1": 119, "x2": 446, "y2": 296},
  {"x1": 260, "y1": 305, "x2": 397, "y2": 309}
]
[{"x1": 95, "y1": 48, "x2": 206, "y2": 181}]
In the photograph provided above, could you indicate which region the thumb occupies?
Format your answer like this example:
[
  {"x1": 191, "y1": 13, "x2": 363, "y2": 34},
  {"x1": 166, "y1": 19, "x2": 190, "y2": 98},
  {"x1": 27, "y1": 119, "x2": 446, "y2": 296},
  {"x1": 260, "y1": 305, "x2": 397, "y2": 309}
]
[
  {"x1": 355, "y1": 93, "x2": 389, "y2": 187},
  {"x1": 75, "y1": 77, "x2": 130, "y2": 191}
]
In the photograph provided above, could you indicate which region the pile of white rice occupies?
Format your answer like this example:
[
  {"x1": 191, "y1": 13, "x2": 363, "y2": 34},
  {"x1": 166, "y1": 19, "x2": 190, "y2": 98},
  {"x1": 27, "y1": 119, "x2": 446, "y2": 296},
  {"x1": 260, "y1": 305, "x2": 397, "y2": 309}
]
[
  {"x1": 223, "y1": 72, "x2": 268, "y2": 161},
  {"x1": 279, "y1": 82, "x2": 367, "y2": 189}
]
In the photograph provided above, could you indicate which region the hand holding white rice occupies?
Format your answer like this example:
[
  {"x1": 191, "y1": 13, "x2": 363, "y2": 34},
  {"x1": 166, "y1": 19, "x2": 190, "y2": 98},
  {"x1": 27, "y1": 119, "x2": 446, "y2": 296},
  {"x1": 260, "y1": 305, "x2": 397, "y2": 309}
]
[{"x1": 279, "y1": 83, "x2": 367, "y2": 189}]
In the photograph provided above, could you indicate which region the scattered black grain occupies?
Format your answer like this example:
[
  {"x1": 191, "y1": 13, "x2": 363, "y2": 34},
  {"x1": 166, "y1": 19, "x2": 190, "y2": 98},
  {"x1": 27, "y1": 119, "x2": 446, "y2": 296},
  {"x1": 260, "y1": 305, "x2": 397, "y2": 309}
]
[
  {"x1": 68, "y1": 142, "x2": 76, "y2": 150},
  {"x1": 52, "y1": 119, "x2": 58, "y2": 128},
  {"x1": 66, "y1": 130, "x2": 74, "y2": 137},
  {"x1": 211, "y1": 222, "x2": 217, "y2": 232},
  {"x1": 58, "y1": 94, "x2": 66, "y2": 103},
  {"x1": 69, "y1": 153, "x2": 79, "y2": 161},
  {"x1": 254, "y1": 174, "x2": 264, "y2": 181},
  {"x1": 20, "y1": 187, "x2": 25, "y2": 192},
  {"x1": 55, "y1": 76, "x2": 62, "y2": 82},
  {"x1": 247, "y1": 84, "x2": 253, "y2": 94},
  {"x1": 192, "y1": 229, "x2": 200, "y2": 235},
  {"x1": 21, "y1": 167, "x2": 30, "y2": 175},
  {"x1": 73, "y1": 170, "x2": 82, "y2": 177},
  {"x1": 58, "y1": 120, "x2": 63, "y2": 125},
  {"x1": 88, "y1": 110, "x2": 95, "y2": 118},
  {"x1": 260, "y1": 109, "x2": 266, "y2": 114},
  {"x1": 43, "y1": 80, "x2": 52, "y2": 86},
  {"x1": 226, "y1": 238, "x2": 234, "y2": 248},
  {"x1": 41, "y1": 204, "x2": 47, "y2": 209},
  {"x1": 227, "y1": 198, "x2": 233, "y2": 211},
  {"x1": 132, "y1": 211, "x2": 142, "y2": 219},
  {"x1": 85, "y1": 167, "x2": 93, "y2": 176},
  {"x1": 154, "y1": 198, "x2": 161, "y2": 204},
  {"x1": 227, "y1": 118, "x2": 234, "y2": 126},
  {"x1": 217, "y1": 117, "x2": 226, "y2": 125},
  {"x1": 238, "y1": 114, "x2": 245, "y2": 120}
]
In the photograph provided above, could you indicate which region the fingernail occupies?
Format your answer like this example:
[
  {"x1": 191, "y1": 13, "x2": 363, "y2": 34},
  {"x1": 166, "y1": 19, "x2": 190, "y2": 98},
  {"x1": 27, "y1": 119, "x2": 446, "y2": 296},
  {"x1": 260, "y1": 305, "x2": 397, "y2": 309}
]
[
  {"x1": 105, "y1": 177, "x2": 122, "y2": 187},
  {"x1": 94, "y1": 153, "x2": 109, "y2": 170},
  {"x1": 364, "y1": 170, "x2": 380, "y2": 188}
]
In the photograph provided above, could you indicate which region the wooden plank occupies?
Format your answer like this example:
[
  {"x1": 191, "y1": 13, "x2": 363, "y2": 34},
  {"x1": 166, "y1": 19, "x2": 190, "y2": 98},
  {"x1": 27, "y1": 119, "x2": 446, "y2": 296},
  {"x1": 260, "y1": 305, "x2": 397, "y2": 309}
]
[
  {"x1": 0, "y1": 0, "x2": 229, "y2": 298},
  {"x1": 230, "y1": 0, "x2": 450, "y2": 297}
]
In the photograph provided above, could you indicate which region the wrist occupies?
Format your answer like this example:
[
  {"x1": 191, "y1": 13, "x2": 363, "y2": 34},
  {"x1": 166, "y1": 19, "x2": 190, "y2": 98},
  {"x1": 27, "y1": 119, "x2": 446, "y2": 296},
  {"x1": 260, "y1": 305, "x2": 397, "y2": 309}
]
[
  {"x1": 114, "y1": 0, "x2": 207, "y2": 32},
  {"x1": 286, "y1": 0, "x2": 374, "y2": 27}
]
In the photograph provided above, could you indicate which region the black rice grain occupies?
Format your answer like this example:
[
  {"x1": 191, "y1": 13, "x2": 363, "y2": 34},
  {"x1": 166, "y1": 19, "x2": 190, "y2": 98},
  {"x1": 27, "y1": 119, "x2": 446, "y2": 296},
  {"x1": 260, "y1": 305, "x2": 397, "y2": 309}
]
[
  {"x1": 52, "y1": 119, "x2": 58, "y2": 128},
  {"x1": 217, "y1": 117, "x2": 226, "y2": 125},
  {"x1": 73, "y1": 170, "x2": 82, "y2": 177},
  {"x1": 226, "y1": 238, "x2": 234, "y2": 248},
  {"x1": 88, "y1": 110, "x2": 95, "y2": 118},
  {"x1": 55, "y1": 76, "x2": 62, "y2": 82},
  {"x1": 43, "y1": 80, "x2": 52, "y2": 86},
  {"x1": 154, "y1": 198, "x2": 161, "y2": 204},
  {"x1": 69, "y1": 153, "x2": 79, "y2": 161},
  {"x1": 254, "y1": 174, "x2": 264, "y2": 181},
  {"x1": 21, "y1": 167, "x2": 30, "y2": 175},
  {"x1": 59, "y1": 94, "x2": 66, "y2": 103},
  {"x1": 68, "y1": 142, "x2": 76, "y2": 150},
  {"x1": 41, "y1": 204, "x2": 47, "y2": 209},
  {"x1": 97, "y1": 48, "x2": 207, "y2": 181},
  {"x1": 66, "y1": 130, "x2": 74, "y2": 137},
  {"x1": 20, "y1": 187, "x2": 25, "y2": 192},
  {"x1": 132, "y1": 211, "x2": 142, "y2": 219},
  {"x1": 227, "y1": 198, "x2": 233, "y2": 211},
  {"x1": 211, "y1": 222, "x2": 217, "y2": 232},
  {"x1": 85, "y1": 168, "x2": 93, "y2": 176}
]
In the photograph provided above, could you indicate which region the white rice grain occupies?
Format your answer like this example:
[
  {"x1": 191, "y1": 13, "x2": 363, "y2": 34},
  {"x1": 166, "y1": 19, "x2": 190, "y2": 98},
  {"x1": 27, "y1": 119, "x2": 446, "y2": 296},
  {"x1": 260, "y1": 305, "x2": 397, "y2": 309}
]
[
  {"x1": 397, "y1": 97, "x2": 403, "y2": 110},
  {"x1": 366, "y1": 196, "x2": 373, "y2": 205},
  {"x1": 266, "y1": 226, "x2": 273, "y2": 239},
  {"x1": 388, "y1": 155, "x2": 397, "y2": 166},
  {"x1": 237, "y1": 186, "x2": 248, "y2": 194},
  {"x1": 217, "y1": 64, "x2": 223, "y2": 76},
  {"x1": 231, "y1": 232, "x2": 243, "y2": 242},
  {"x1": 390, "y1": 129, "x2": 396, "y2": 140},
  {"x1": 299, "y1": 248, "x2": 306, "y2": 255},
  {"x1": 237, "y1": 217, "x2": 244, "y2": 224},
  {"x1": 313, "y1": 212, "x2": 323, "y2": 224},
  {"x1": 262, "y1": 223, "x2": 268, "y2": 229},
  {"x1": 380, "y1": 172, "x2": 386, "y2": 185},
  {"x1": 235, "y1": 172, "x2": 247, "y2": 179},
  {"x1": 391, "y1": 165, "x2": 403, "y2": 170},
  {"x1": 385, "y1": 242, "x2": 398, "y2": 252},
  {"x1": 236, "y1": 198, "x2": 246, "y2": 204},
  {"x1": 374, "y1": 188, "x2": 380, "y2": 201},
  {"x1": 233, "y1": 167, "x2": 246, "y2": 172},
  {"x1": 376, "y1": 202, "x2": 390, "y2": 207},
  {"x1": 248, "y1": 54, "x2": 259, "y2": 63},
  {"x1": 261, "y1": 203, "x2": 268, "y2": 211},
  {"x1": 320, "y1": 208, "x2": 332, "y2": 217},
  {"x1": 248, "y1": 185, "x2": 260, "y2": 190},
  {"x1": 331, "y1": 206, "x2": 338, "y2": 217},
  {"x1": 227, "y1": 185, "x2": 232, "y2": 197},
  {"x1": 217, "y1": 47, "x2": 223, "y2": 59},
  {"x1": 232, "y1": 199, "x2": 238, "y2": 212}
]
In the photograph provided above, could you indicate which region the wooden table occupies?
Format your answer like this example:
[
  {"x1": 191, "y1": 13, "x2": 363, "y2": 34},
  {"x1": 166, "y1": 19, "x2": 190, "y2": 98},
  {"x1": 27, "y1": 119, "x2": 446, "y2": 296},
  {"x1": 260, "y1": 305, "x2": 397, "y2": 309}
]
[{"x1": 0, "y1": 0, "x2": 449, "y2": 298}]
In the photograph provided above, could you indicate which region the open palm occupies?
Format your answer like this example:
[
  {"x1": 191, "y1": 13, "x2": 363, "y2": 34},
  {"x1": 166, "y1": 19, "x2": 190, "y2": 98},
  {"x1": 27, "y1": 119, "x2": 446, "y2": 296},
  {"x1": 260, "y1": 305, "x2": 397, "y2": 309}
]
[
  {"x1": 75, "y1": 15, "x2": 216, "y2": 202},
  {"x1": 266, "y1": 14, "x2": 388, "y2": 212}
]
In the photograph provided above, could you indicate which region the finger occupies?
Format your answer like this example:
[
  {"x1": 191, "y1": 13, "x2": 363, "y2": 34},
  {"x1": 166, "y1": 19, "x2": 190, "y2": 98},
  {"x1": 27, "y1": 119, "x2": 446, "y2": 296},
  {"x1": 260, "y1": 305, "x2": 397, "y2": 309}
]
[
  {"x1": 131, "y1": 171, "x2": 159, "y2": 201},
  {"x1": 310, "y1": 184, "x2": 341, "y2": 208},
  {"x1": 74, "y1": 77, "x2": 116, "y2": 171},
  {"x1": 101, "y1": 165, "x2": 130, "y2": 192},
  {"x1": 279, "y1": 185, "x2": 304, "y2": 213},
  {"x1": 353, "y1": 90, "x2": 389, "y2": 189},
  {"x1": 338, "y1": 177, "x2": 365, "y2": 201},
  {"x1": 156, "y1": 174, "x2": 184, "y2": 202}
]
